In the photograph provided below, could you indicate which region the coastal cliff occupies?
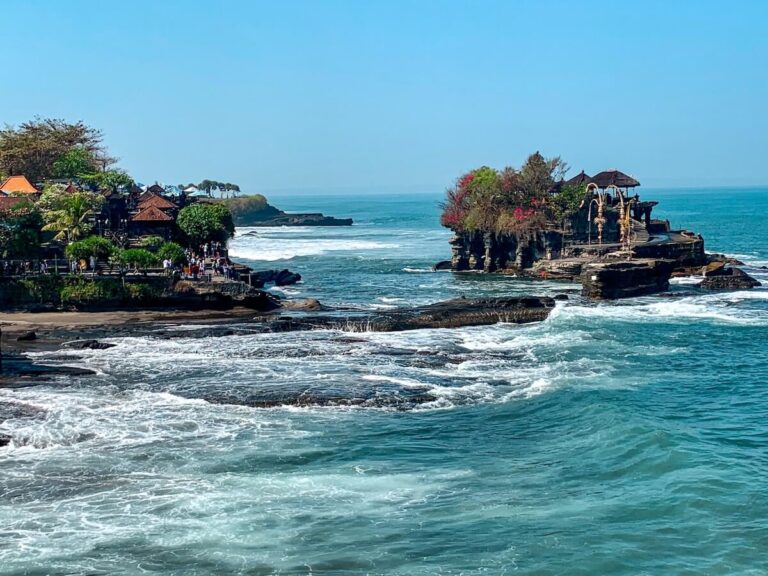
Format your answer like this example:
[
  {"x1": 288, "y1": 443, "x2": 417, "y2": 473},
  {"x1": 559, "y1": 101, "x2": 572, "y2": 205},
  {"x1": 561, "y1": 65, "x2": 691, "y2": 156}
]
[{"x1": 220, "y1": 196, "x2": 352, "y2": 227}]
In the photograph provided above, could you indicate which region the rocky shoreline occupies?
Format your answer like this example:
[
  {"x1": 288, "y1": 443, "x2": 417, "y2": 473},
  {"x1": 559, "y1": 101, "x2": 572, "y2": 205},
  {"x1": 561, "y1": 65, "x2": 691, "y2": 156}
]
[{"x1": 0, "y1": 295, "x2": 556, "y2": 423}]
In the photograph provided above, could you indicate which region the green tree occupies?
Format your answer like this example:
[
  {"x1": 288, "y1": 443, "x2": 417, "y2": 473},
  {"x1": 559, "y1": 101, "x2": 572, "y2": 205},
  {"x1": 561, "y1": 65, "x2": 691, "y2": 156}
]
[
  {"x1": 65, "y1": 236, "x2": 116, "y2": 261},
  {"x1": 519, "y1": 151, "x2": 568, "y2": 200},
  {"x1": 52, "y1": 146, "x2": 98, "y2": 179},
  {"x1": 41, "y1": 191, "x2": 103, "y2": 242},
  {"x1": 0, "y1": 118, "x2": 115, "y2": 181},
  {"x1": 198, "y1": 179, "x2": 215, "y2": 197},
  {"x1": 177, "y1": 203, "x2": 235, "y2": 246},
  {"x1": 113, "y1": 248, "x2": 159, "y2": 274},
  {"x1": 551, "y1": 183, "x2": 586, "y2": 222},
  {"x1": 0, "y1": 201, "x2": 43, "y2": 259},
  {"x1": 139, "y1": 235, "x2": 166, "y2": 251},
  {"x1": 157, "y1": 241, "x2": 186, "y2": 265},
  {"x1": 79, "y1": 169, "x2": 134, "y2": 192}
]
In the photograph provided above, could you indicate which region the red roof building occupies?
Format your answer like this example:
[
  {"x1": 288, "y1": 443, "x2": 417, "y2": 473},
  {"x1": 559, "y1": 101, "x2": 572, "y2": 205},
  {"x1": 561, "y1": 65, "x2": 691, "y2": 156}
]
[
  {"x1": 138, "y1": 195, "x2": 177, "y2": 211},
  {"x1": 130, "y1": 206, "x2": 174, "y2": 222},
  {"x1": 0, "y1": 175, "x2": 38, "y2": 195}
]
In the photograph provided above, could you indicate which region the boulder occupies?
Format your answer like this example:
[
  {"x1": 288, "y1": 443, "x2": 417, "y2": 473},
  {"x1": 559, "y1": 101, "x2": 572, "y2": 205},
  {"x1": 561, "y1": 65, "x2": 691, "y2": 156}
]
[
  {"x1": 700, "y1": 268, "x2": 761, "y2": 290},
  {"x1": 250, "y1": 269, "x2": 301, "y2": 286},
  {"x1": 281, "y1": 298, "x2": 326, "y2": 311},
  {"x1": 62, "y1": 339, "x2": 117, "y2": 350},
  {"x1": 432, "y1": 260, "x2": 452, "y2": 271},
  {"x1": 275, "y1": 269, "x2": 302, "y2": 286},
  {"x1": 0, "y1": 434, "x2": 10, "y2": 447},
  {"x1": 581, "y1": 259, "x2": 675, "y2": 300},
  {"x1": 15, "y1": 331, "x2": 37, "y2": 342}
]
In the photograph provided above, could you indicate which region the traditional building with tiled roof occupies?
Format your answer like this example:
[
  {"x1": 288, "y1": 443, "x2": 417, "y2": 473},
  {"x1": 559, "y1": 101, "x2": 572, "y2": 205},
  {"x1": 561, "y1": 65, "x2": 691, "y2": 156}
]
[
  {"x1": 131, "y1": 206, "x2": 174, "y2": 222},
  {"x1": 129, "y1": 205, "x2": 175, "y2": 239},
  {"x1": 135, "y1": 189, "x2": 156, "y2": 203},
  {"x1": 138, "y1": 195, "x2": 177, "y2": 211},
  {"x1": 0, "y1": 175, "x2": 38, "y2": 195}
]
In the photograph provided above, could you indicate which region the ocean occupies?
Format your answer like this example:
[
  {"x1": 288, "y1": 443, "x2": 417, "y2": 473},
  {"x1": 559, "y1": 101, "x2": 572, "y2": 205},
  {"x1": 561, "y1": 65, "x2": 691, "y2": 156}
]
[{"x1": 1, "y1": 188, "x2": 767, "y2": 575}]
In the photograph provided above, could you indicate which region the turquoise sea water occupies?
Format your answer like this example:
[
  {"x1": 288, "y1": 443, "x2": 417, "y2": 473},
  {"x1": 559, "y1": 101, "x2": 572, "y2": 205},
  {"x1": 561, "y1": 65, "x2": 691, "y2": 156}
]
[{"x1": 1, "y1": 188, "x2": 767, "y2": 575}]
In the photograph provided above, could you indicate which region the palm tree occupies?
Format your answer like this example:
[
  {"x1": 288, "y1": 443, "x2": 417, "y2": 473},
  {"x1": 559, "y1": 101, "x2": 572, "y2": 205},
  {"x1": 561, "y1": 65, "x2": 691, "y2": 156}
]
[{"x1": 42, "y1": 192, "x2": 96, "y2": 242}]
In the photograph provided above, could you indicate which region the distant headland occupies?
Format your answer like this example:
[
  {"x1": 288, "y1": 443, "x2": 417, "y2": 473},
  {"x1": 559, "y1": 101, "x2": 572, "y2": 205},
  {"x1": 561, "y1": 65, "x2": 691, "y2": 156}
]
[{"x1": 220, "y1": 195, "x2": 352, "y2": 227}]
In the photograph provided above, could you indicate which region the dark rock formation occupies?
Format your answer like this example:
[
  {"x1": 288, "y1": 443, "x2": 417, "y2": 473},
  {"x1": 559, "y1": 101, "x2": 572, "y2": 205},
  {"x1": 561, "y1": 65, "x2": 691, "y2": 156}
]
[
  {"x1": 171, "y1": 280, "x2": 282, "y2": 311},
  {"x1": 263, "y1": 296, "x2": 555, "y2": 332},
  {"x1": 366, "y1": 297, "x2": 555, "y2": 330},
  {"x1": 281, "y1": 298, "x2": 327, "y2": 311},
  {"x1": 0, "y1": 353, "x2": 95, "y2": 388},
  {"x1": 275, "y1": 270, "x2": 301, "y2": 286},
  {"x1": 450, "y1": 227, "x2": 706, "y2": 275},
  {"x1": 700, "y1": 268, "x2": 762, "y2": 290},
  {"x1": 0, "y1": 434, "x2": 10, "y2": 447},
  {"x1": 247, "y1": 269, "x2": 302, "y2": 288},
  {"x1": 62, "y1": 339, "x2": 117, "y2": 350},
  {"x1": 581, "y1": 259, "x2": 675, "y2": 299},
  {"x1": 231, "y1": 202, "x2": 352, "y2": 227},
  {"x1": 432, "y1": 260, "x2": 452, "y2": 271},
  {"x1": 15, "y1": 331, "x2": 37, "y2": 341}
]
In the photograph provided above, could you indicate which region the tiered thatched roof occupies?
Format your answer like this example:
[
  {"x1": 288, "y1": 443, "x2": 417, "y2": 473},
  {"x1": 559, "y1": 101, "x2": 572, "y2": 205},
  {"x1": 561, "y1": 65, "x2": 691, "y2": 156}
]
[
  {"x1": 138, "y1": 195, "x2": 177, "y2": 210},
  {"x1": 590, "y1": 170, "x2": 640, "y2": 188},
  {"x1": 130, "y1": 205, "x2": 173, "y2": 222}
]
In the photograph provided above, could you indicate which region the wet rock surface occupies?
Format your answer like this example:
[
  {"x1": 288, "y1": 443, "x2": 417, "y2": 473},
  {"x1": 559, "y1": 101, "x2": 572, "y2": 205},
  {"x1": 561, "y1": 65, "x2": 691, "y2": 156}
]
[
  {"x1": 700, "y1": 267, "x2": 762, "y2": 290},
  {"x1": 62, "y1": 339, "x2": 117, "y2": 350},
  {"x1": 259, "y1": 296, "x2": 555, "y2": 332},
  {"x1": 0, "y1": 353, "x2": 95, "y2": 388},
  {"x1": 581, "y1": 259, "x2": 675, "y2": 300},
  {"x1": 248, "y1": 269, "x2": 302, "y2": 287}
]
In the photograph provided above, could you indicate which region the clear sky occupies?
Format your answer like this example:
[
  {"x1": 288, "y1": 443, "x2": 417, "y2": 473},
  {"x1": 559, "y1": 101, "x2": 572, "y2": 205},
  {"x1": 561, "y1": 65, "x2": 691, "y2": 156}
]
[{"x1": 2, "y1": 0, "x2": 766, "y2": 192}]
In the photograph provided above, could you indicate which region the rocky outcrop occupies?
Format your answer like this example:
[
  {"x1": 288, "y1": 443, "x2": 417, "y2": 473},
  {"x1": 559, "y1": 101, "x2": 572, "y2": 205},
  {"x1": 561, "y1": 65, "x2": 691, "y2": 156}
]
[
  {"x1": 266, "y1": 296, "x2": 555, "y2": 332},
  {"x1": 247, "y1": 269, "x2": 302, "y2": 287},
  {"x1": 233, "y1": 202, "x2": 352, "y2": 227},
  {"x1": 450, "y1": 230, "x2": 566, "y2": 272},
  {"x1": 581, "y1": 259, "x2": 675, "y2": 299},
  {"x1": 0, "y1": 352, "x2": 96, "y2": 388},
  {"x1": 700, "y1": 267, "x2": 761, "y2": 290},
  {"x1": 62, "y1": 339, "x2": 117, "y2": 350},
  {"x1": 367, "y1": 296, "x2": 555, "y2": 330},
  {"x1": 171, "y1": 280, "x2": 282, "y2": 310}
]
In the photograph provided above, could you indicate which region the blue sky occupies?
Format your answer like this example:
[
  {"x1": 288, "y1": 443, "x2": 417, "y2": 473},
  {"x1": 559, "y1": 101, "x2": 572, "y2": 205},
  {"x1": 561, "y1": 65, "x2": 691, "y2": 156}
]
[{"x1": 2, "y1": 0, "x2": 766, "y2": 192}]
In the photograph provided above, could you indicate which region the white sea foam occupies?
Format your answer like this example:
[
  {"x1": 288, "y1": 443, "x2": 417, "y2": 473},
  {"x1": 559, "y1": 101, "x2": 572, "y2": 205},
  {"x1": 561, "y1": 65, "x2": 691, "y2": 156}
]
[
  {"x1": 402, "y1": 267, "x2": 435, "y2": 273},
  {"x1": 229, "y1": 236, "x2": 399, "y2": 261},
  {"x1": 669, "y1": 275, "x2": 705, "y2": 285},
  {"x1": 557, "y1": 294, "x2": 767, "y2": 326}
]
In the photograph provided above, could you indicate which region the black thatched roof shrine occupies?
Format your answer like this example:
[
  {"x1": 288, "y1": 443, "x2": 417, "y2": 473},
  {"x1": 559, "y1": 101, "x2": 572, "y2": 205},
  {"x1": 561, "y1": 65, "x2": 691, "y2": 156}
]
[
  {"x1": 590, "y1": 170, "x2": 640, "y2": 189},
  {"x1": 565, "y1": 171, "x2": 592, "y2": 186}
]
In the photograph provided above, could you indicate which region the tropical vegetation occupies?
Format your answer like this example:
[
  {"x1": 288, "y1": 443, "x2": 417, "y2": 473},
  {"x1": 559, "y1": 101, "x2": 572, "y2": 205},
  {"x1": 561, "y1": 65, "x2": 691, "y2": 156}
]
[
  {"x1": 440, "y1": 152, "x2": 585, "y2": 233},
  {"x1": 177, "y1": 203, "x2": 235, "y2": 246}
]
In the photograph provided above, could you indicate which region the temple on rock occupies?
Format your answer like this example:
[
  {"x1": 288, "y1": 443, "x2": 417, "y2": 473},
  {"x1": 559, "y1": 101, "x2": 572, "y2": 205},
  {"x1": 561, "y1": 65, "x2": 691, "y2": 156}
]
[{"x1": 439, "y1": 154, "x2": 734, "y2": 298}]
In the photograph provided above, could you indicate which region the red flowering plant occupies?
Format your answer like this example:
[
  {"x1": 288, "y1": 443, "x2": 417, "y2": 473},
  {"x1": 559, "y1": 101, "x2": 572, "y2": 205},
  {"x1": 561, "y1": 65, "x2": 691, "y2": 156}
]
[{"x1": 439, "y1": 171, "x2": 476, "y2": 231}]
